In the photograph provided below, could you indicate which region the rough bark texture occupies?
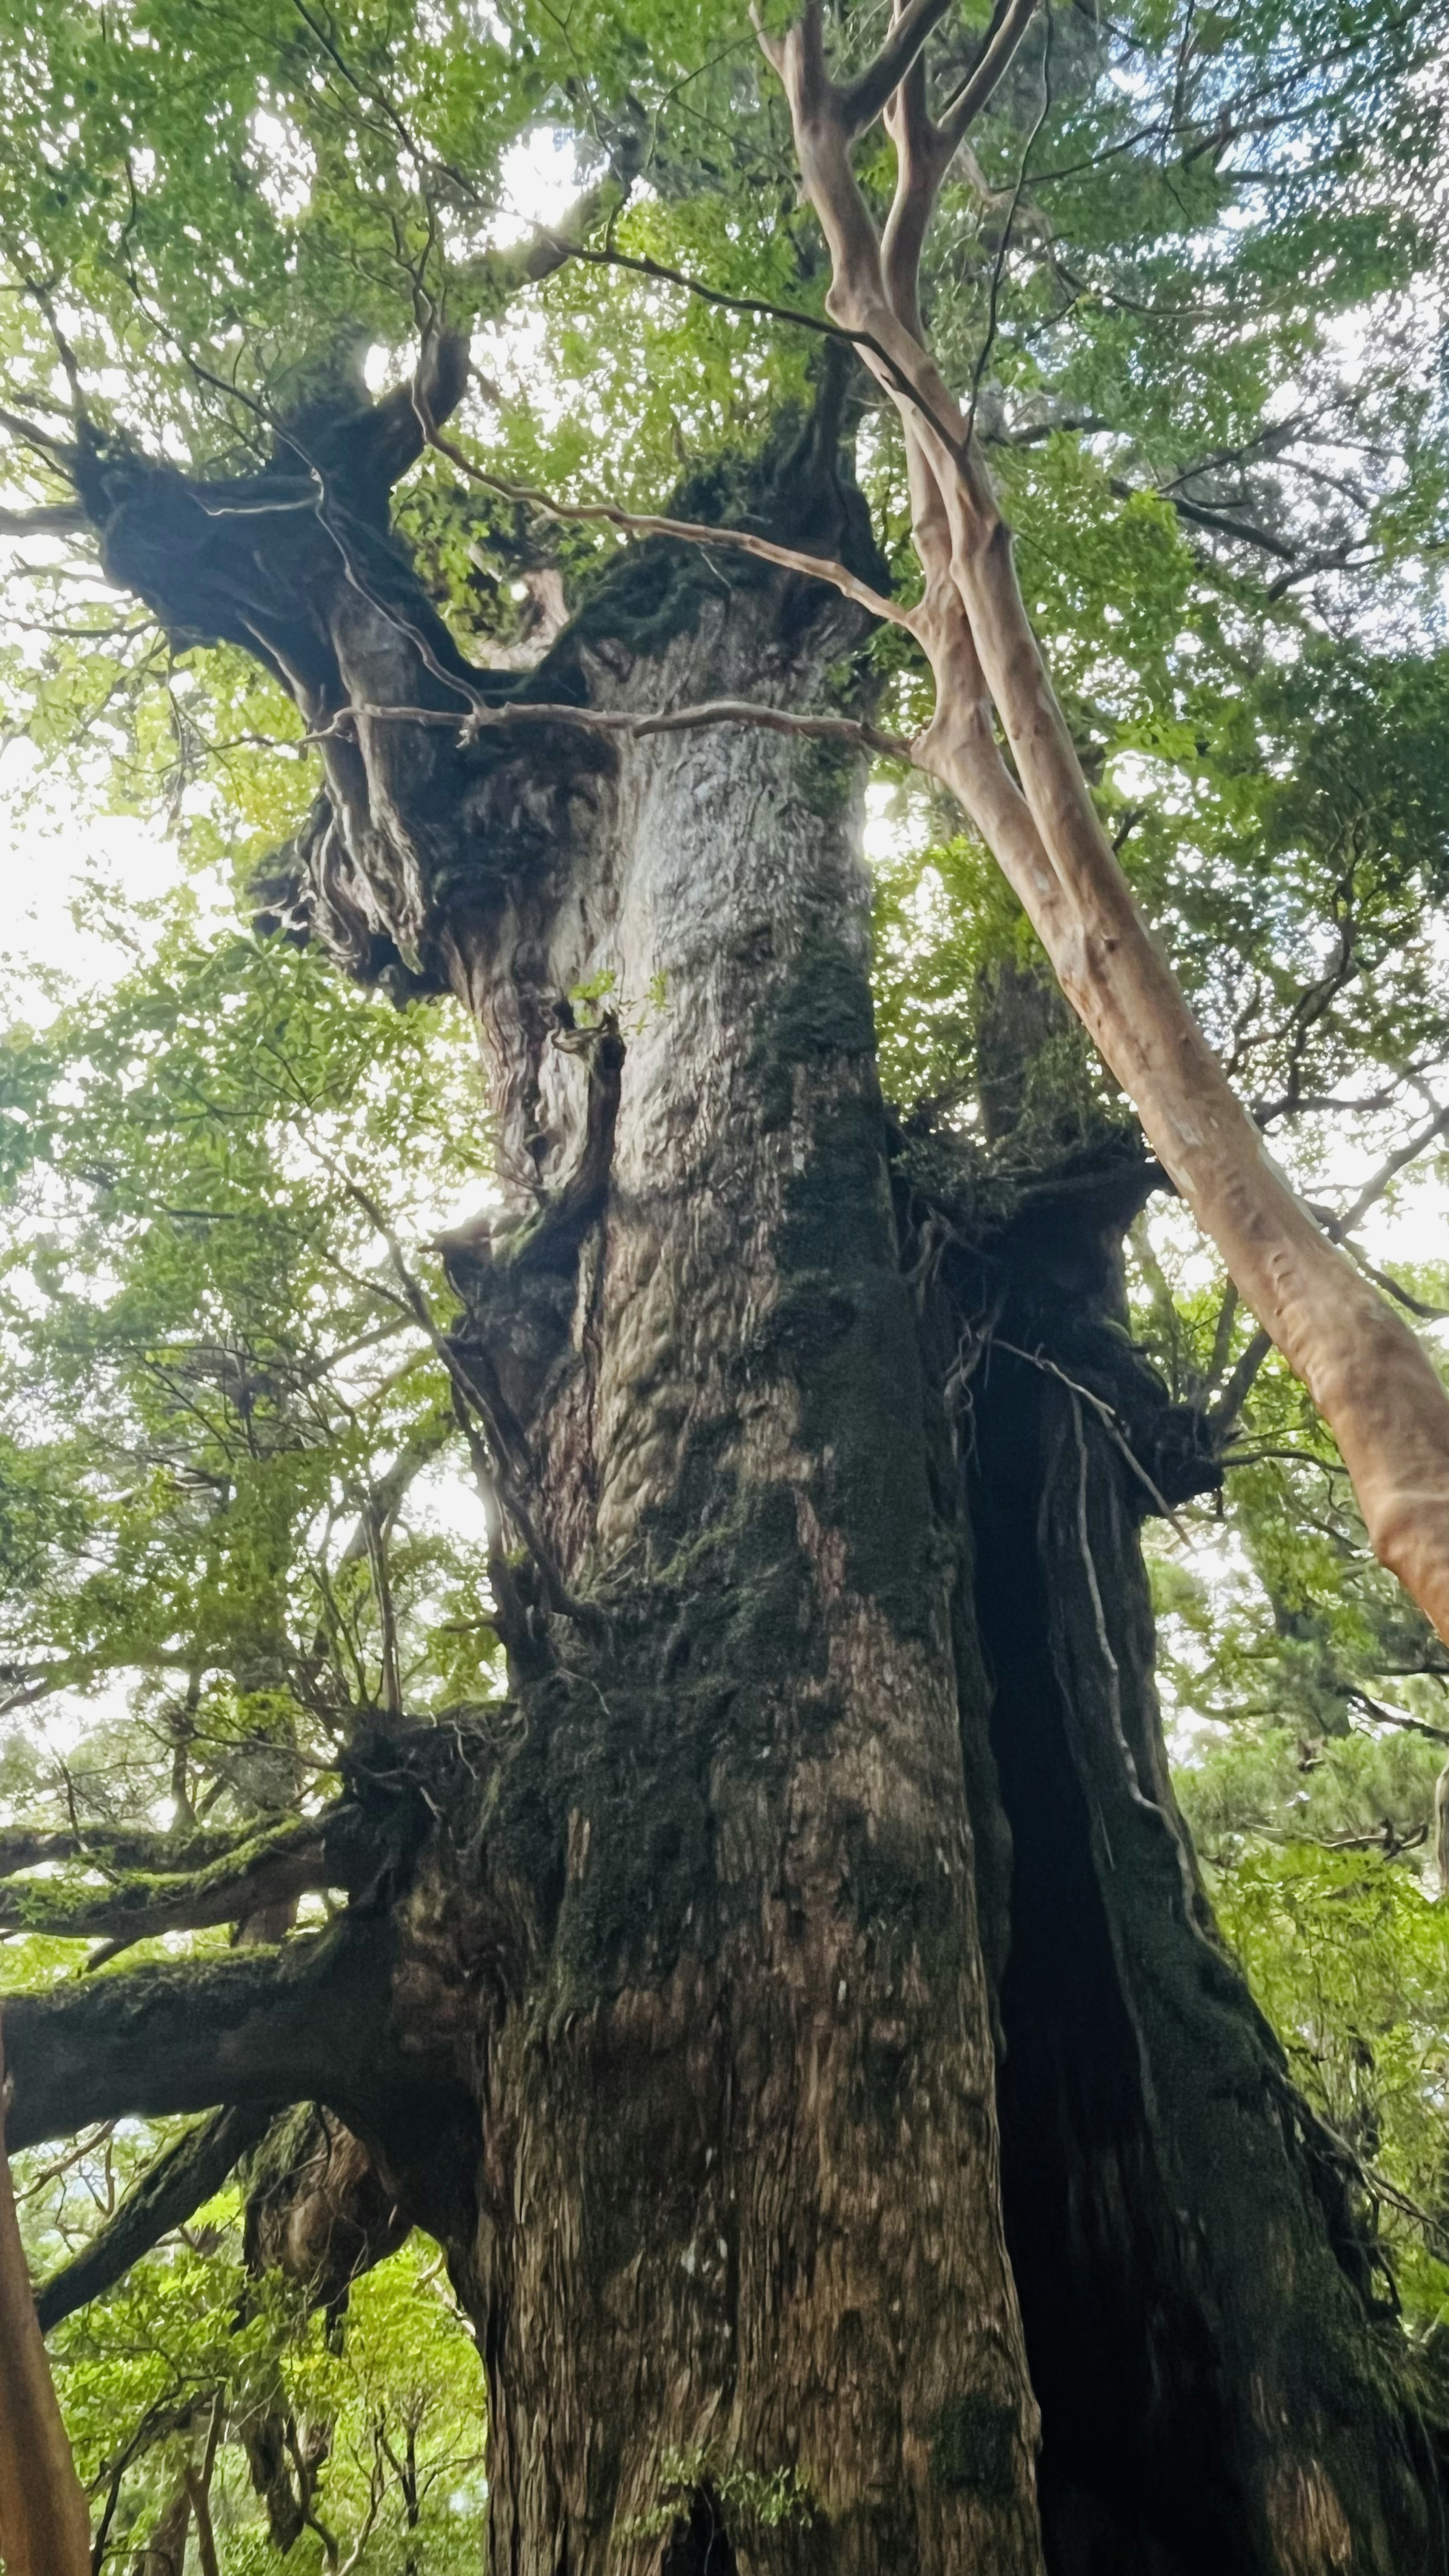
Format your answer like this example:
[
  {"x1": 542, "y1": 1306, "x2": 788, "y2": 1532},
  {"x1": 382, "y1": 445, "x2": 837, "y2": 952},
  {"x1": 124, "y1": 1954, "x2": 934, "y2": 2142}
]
[
  {"x1": 0, "y1": 2021, "x2": 91, "y2": 2576},
  {"x1": 940, "y1": 1190, "x2": 1443, "y2": 2575},
  {"x1": 7, "y1": 400, "x2": 1446, "y2": 2573},
  {"x1": 760, "y1": 0, "x2": 1449, "y2": 1648},
  {"x1": 420, "y1": 444, "x2": 1045, "y2": 2571}
]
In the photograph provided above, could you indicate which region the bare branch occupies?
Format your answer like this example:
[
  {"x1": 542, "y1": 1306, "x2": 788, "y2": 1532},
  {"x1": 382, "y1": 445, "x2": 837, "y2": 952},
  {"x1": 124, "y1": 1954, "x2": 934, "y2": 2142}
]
[
  {"x1": 516, "y1": 232, "x2": 963, "y2": 451},
  {"x1": 0, "y1": 503, "x2": 89, "y2": 538},
  {"x1": 307, "y1": 696, "x2": 914, "y2": 761},
  {"x1": 1110, "y1": 475, "x2": 1297, "y2": 561},
  {"x1": 1210, "y1": 1329, "x2": 1274, "y2": 1431},
  {"x1": 430, "y1": 431, "x2": 917, "y2": 631},
  {"x1": 0, "y1": 403, "x2": 78, "y2": 466},
  {"x1": 938, "y1": 0, "x2": 1041, "y2": 147},
  {"x1": 1336, "y1": 1101, "x2": 1449, "y2": 1237}
]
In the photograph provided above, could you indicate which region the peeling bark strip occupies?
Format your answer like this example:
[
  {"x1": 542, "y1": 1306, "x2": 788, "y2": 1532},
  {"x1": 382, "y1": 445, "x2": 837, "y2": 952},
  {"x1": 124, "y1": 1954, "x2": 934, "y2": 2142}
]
[
  {"x1": 757, "y1": 0, "x2": 1449, "y2": 1646},
  {"x1": 0, "y1": 2017, "x2": 90, "y2": 2576}
]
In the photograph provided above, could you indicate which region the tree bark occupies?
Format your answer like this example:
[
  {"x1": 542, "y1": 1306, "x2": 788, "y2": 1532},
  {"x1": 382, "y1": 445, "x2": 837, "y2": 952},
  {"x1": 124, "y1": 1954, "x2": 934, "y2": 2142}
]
[
  {"x1": 0, "y1": 2019, "x2": 91, "y2": 2576},
  {"x1": 8, "y1": 395, "x2": 1446, "y2": 2573},
  {"x1": 940, "y1": 1183, "x2": 1444, "y2": 2574}
]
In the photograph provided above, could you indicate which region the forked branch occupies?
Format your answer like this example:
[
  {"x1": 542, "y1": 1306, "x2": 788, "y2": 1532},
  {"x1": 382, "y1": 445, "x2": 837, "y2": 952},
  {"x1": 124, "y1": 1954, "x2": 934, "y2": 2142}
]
[{"x1": 758, "y1": 0, "x2": 1449, "y2": 1646}]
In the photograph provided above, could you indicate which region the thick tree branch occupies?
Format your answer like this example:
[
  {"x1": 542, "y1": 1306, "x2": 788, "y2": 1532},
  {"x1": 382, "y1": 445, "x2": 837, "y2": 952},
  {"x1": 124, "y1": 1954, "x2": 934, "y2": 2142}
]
[
  {"x1": 839, "y1": 0, "x2": 958, "y2": 134},
  {"x1": 0, "y1": 1822, "x2": 251, "y2": 1878},
  {"x1": 938, "y1": 0, "x2": 1041, "y2": 147},
  {"x1": 0, "y1": 501, "x2": 89, "y2": 538},
  {"x1": 0, "y1": 1814, "x2": 335, "y2": 1944},
  {"x1": 35, "y1": 2103, "x2": 274, "y2": 2334},
  {"x1": 2, "y1": 1919, "x2": 419, "y2": 2150}
]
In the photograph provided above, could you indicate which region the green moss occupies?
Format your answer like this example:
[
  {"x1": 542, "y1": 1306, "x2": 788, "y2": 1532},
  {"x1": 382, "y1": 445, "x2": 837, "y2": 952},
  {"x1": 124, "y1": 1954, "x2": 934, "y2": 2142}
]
[
  {"x1": 239, "y1": 2098, "x2": 319, "y2": 2200},
  {"x1": 0, "y1": 1811, "x2": 320, "y2": 1938},
  {"x1": 474, "y1": 1458, "x2": 834, "y2": 2010},
  {"x1": 760, "y1": 933, "x2": 878, "y2": 1072}
]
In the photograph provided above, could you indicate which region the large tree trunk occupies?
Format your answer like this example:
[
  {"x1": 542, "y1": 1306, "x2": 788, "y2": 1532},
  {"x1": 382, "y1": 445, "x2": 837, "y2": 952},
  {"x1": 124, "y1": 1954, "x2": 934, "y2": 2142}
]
[
  {"x1": 13, "y1": 405, "x2": 1444, "y2": 2573},
  {"x1": 423, "y1": 444, "x2": 1044, "y2": 2571}
]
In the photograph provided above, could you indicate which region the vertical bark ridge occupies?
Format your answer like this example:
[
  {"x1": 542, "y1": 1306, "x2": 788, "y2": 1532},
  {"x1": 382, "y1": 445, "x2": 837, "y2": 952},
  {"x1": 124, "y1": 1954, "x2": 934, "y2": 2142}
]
[{"x1": 434, "y1": 541, "x2": 1046, "y2": 2571}]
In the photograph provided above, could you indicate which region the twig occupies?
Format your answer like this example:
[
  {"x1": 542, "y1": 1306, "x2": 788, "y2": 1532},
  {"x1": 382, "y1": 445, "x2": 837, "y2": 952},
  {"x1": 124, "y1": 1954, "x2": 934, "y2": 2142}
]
[
  {"x1": 526, "y1": 232, "x2": 964, "y2": 455},
  {"x1": 429, "y1": 428, "x2": 917, "y2": 632},
  {"x1": 303, "y1": 696, "x2": 913, "y2": 761},
  {"x1": 1209, "y1": 1327, "x2": 1273, "y2": 1430},
  {"x1": 12, "y1": 2124, "x2": 117, "y2": 2205},
  {"x1": 966, "y1": 3, "x2": 1053, "y2": 448}
]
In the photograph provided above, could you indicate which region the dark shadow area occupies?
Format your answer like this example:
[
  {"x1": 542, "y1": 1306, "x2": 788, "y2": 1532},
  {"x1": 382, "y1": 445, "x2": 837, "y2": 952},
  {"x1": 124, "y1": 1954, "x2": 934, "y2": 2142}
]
[
  {"x1": 972, "y1": 1341, "x2": 1240, "y2": 2576},
  {"x1": 659, "y1": 2484, "x2": 738, "y2": 2576}
]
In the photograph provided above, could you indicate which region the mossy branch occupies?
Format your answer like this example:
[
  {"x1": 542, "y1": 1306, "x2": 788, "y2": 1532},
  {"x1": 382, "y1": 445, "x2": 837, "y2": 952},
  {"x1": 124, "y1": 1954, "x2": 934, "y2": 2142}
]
[
  {"x1": 2, "y1": 1918, "x2": 419, "y2": 2150},
  {"x1": 0, "y1": 1814, "x2": 335, "y2": 1944},
  {"x1": 0, "y1": 1824, "x2": 244, "y2": 1879}
]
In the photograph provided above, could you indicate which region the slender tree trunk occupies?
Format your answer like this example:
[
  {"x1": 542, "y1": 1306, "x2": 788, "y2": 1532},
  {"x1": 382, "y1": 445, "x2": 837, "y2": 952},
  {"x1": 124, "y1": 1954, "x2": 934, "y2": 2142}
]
[
  {"x1": 21, "y1": 403, "x2": 1443, "y2": 2574},
  {"x1": 0, "y1": 2017, "x2": 90, "y2": 2576},
  {"x1": 129, "y1": 2485, "x2": 191, "y2": 2576}
]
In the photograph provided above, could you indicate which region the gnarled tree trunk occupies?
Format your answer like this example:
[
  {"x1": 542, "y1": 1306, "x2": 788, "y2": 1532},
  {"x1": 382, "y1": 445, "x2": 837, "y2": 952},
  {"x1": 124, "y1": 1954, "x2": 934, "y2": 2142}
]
[{"x1": 5, "y1": 399, "x2": 1446, "y2": 2574}]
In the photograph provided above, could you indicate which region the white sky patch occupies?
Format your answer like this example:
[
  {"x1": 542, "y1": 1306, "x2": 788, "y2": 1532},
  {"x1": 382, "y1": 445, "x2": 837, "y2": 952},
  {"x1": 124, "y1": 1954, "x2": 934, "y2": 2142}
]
[
  {"x1": 0, "y1": 746, "x2": 194, "y2": 1006},
  {"x1": 250, "y1": 104, "x2": 317, "y2": 221},
  {"x1": 492, "y1": 127, "x2": 583, "y2": 246}
]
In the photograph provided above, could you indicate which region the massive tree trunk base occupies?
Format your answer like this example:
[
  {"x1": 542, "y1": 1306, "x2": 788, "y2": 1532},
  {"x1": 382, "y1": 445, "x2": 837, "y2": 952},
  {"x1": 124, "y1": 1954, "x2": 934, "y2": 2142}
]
[
  {"x1": 360, "y1": 1168, "x2": 1449, "y2": 2576},
  {"x1": 16, "y1": 405, "x2": 1446, "y2": 2576},
  {"x1": 328, "y1": 1197, "x2": 1449, "y2": 2576}
]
